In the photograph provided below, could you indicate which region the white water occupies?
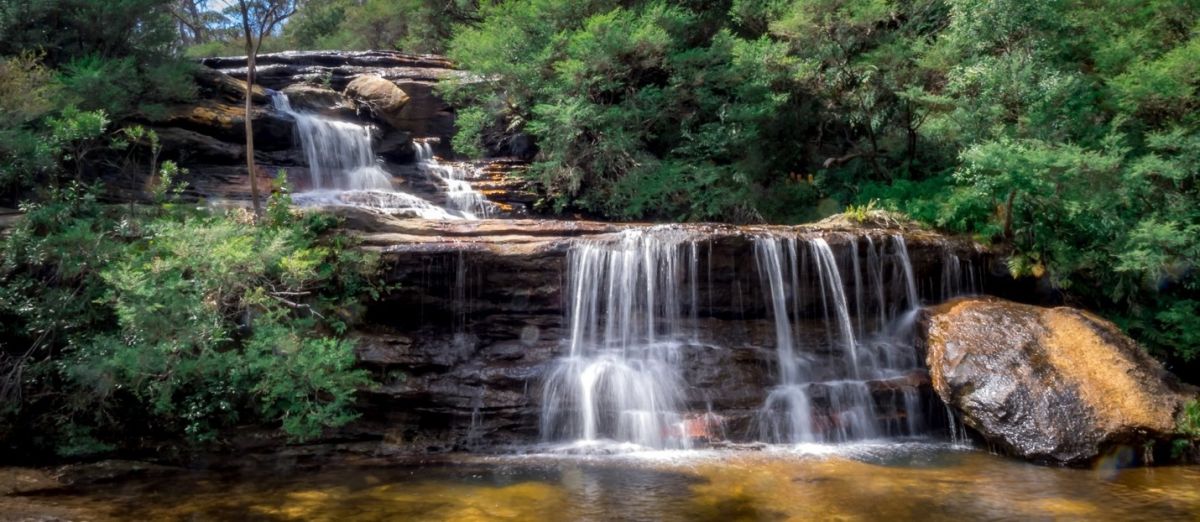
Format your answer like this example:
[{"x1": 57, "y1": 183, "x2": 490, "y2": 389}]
[
  {"x1": 540, "y1": 228, "x2": 700, "y2": 450},
  {"x1": 540, "y1": 228, "x2": 978, "y2": 452},
  {"x1": 270, "y1": 92, "x2": 463, "y2": 219},
  {"x1": 270, "y1": 93, "x2": 393, "y2": 191},
  {"x1": 753, "y1": 235, "x2": 928, "y2": 443},
  {"x1": 415, "y1": 141, "x2": 494, "y2": 219}
]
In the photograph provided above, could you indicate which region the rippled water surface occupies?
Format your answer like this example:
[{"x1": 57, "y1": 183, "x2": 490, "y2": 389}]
[{"x1": 12, "y1": 443, "x2": 1200, "y2": 521}]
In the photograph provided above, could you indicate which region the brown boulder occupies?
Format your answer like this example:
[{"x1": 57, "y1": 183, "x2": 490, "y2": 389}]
[
  {"x1": 343, "y1": 75, "x2": 410, "y2": 129},
  {"x1": 922, "y1": 297, "x2": 1197, "y2": 465}
]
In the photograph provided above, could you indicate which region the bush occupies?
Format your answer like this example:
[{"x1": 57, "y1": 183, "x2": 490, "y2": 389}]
[{"x1": 0, "y1": 181, "x2": 381, "y2": 456}]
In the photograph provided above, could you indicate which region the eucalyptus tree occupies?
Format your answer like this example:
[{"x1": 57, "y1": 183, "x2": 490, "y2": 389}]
[{"x1": 233, "y1": 0, "x2": 297, "y2": 218}]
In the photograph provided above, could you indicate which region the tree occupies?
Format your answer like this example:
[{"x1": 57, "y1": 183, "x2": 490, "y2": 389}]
[{"x1": 234, "y1": 0, "x2": 297, "y2": 218}]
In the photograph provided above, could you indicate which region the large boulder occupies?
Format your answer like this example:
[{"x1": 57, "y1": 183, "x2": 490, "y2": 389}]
[
  {"x1": 922, "y1": 297, "x2": 1197, "y2": 465},
  {"x1": 343, "y1": 75, "x2": 410, "y2": 129}
]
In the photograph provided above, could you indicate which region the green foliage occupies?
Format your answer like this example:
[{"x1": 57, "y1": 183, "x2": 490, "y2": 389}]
[
  {"x1": 443, "y1": 0, "x2": 1200, "y2": 369},
  {"x1": 446, "y1": 1, "x2": 810, "y2": 221},
  {"x1": 280, "y1": 0, "x2": 477, "y2": 53},
  {"x1": 0, "y1": 0, "x2": 197, "y2": 195},
  {"x1": 1180, "y1": 399, "x2": 1200, "y2": 438},
  {"x1": 0, "y1": 182, "x2": 381, "y2": 454},
  {"x1": 844, "y1": 200, "x2": 879, "y2": 224}
]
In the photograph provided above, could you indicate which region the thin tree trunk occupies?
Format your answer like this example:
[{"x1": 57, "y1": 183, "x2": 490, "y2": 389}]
[
  {"x1": 1003, "y1": 190, "x2": 1017, "y2": 241},
  {"x1": 242, "y1": 17, "x2": 262, "y2": 219}
]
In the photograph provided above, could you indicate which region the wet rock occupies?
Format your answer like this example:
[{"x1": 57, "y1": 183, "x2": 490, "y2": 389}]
[
  {"x1": 344, "y1": 75, "x2": 411, "y2": 130},
  {"x1": 374, "y1": 128, "x2": 415, "y2": 163},
  {"x1": 335, "y1": 212, "x2": 985, "y2": 450},
  {"x1": 281, "y1": 83, "x2": 355, "y2": 118},
  {"x1": 202, "y1": 51, "x2": 461, "y2": 148},
  {"x1": 921, "y1": 297, "x2": 1198, "y2": 465},
  {"x1": 53, "y1": 460, "x2": 179, "y2": 487}
]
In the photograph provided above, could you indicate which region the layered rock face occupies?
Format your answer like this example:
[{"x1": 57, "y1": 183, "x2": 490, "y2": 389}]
[
  {"x1": 921, "y1": 297, "x2": 1198, "y2": 465},
  {"x1": 201, "y1": 51, "x2": 460, "y2": 149},
  {"x1": 103, "y1": 51, "x2": 537, "y2": 214},
  {"x1": 332, "y1": 208, "x2": 987, "y2": 451}
]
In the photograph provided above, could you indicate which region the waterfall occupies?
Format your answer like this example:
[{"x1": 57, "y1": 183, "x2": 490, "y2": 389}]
[
  {"x1": 537, "y1": 227, "x2": 978, "y2": 451},
  {"x1": 415, "y1": 141, "x2": 494, "y2": 219},
  {"x1": 270, "y1": 92, "x2": 393, "y2": 191},
  {"x1": 270, "y1": 92, "x2": 460, "y2": 219},
  {"x1": 539, "y1": 228, "x2": 699, "y2": 449},
  {"x1": 754, "y1": 234, "x2": 936, "y2": 444}
]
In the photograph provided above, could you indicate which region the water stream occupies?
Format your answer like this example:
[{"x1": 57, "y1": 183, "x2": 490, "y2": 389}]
[
  {"x1": 539, "y1": 229, "x2": 974, "y2": 451},
  {"x1": 540, "y1": 228, "x2": 699, "y2": 450},
  {"x1": 269, "y1": 92, "x2": 464, "y2": 219},
  {"x1": 414, "y1": 140, "x2": 495, "y2": 219}
]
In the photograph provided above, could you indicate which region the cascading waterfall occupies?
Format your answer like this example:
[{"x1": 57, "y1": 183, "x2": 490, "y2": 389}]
[
  {"x1": 538, "y1": 226, "x2": 979, "y2": 451},
  {"x1": 270, "y1": 92, "x2": 459, "y2": 219},
  {"x1": 414, "y1": 141, "x2": 494, "y2": 219},
  {"x1": 271, "y1": 92, "x2": 393, "y2": 191},
  {"x1": 754, "y1": 234, "x2": 934, "y2": 444},
  {"x1": 539, "y1": 228, "x2": 700, "y2": 450}
]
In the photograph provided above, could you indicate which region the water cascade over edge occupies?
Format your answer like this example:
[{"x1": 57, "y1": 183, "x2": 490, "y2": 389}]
[
  {"x1": 540, "y1": 227, "x2": 700, "y2": 450},
  {"x1": 539, "y1": 228, "x2": 980, "y2": 451},
  {"x1": 269, "y1": 92, "x2": 463, "y2": 219}
]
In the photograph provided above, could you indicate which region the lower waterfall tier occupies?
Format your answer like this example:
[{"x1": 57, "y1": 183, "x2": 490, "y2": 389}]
[{"x1": 335, "y1": 209, "x2": 992, "y2": 451}]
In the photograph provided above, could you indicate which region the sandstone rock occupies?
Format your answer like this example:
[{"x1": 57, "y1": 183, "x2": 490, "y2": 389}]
[
  {"x1": 336, "y1": 213, "x2": 986, "y2": 450},
  {"x1": 153, "y1": 126, "x2": 244, "y2": 163},
  {"x1": 922, "y1": 297, "x2": 1198, "y2": 465},
  {"x1": 149, "y1": 99, "x2": 294, "y2": 152},
  {"x1": 344, "y1": 75, "x2": 411, "y2": 129},
  {"x1": 201, "y1": 51, "x2": 463, "y2": 150},
  {"x1": 281, "y1": 83, "x2": 354, "y2": 117},
  {"x1": 193, "y1": 66, "x2": 268, "y2": 104}
]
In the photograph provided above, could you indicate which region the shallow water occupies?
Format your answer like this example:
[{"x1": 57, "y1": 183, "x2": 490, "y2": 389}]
[{"x1": 12, "y1": 443, "x2": 1200, "y2": 521}]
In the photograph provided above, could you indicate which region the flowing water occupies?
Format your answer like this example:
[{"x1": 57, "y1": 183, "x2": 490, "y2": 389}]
[
  {"x1": 540, "y1": 228, "x2": 699, "y2": 450},
  {"x1": 7, "y1": 448, "x2": 1198, "y2": 521},
  {"x1": 753, "y1": 234, "x2": 932, "y2": 444},
  {"x1": 540, "y1": 229, "x2": 966, "y2": 450},
  {"x1": 269, "y1": 92, "x2": 463, "y2": 219},
  {"x1": 133, "y1": 96, "x2": 1193, "y2": 519},
  {"x1": 414, "y1": 140, "x2": 495, "y2": 219}
]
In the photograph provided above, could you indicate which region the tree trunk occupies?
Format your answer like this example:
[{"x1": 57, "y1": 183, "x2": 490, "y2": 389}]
[
  {"x1": 242, "y1": 39, "x2": 262, "y2": 219},
  {"x1": 1003, "y1": 190, "x2": 1017, "y2": 241},
  {"x1": 243, "y1": 54, "x2": 262, "y2": 218}
]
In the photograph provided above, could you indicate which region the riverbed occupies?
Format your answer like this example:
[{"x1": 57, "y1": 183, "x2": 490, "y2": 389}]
[{"x1": 4, "y1": 442, "x2": 1198, "y2": 521}]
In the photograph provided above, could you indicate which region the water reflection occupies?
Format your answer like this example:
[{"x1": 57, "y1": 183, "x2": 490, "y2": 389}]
[{"x1": 14, "y1": 446, "x2": 1200, "y2": 521}]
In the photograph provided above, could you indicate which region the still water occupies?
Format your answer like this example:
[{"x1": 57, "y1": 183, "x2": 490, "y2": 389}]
[{"x1": 9, "y1": 443, "x2": 1200, "y2": 521}]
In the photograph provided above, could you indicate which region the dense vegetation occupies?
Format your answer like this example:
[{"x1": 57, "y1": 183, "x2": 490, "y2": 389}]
[
  {"x1": 0, "y1": 0, "x2": 1197, "y2": 456},
  {"x1": 0, "y1": 0, "x2": 380, "y2": 458}
]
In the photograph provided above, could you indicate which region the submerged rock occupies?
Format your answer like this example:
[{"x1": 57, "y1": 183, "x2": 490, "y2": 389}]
[{"x1": 921, "y1": 297, "x2": 1197, "y2": 465}]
